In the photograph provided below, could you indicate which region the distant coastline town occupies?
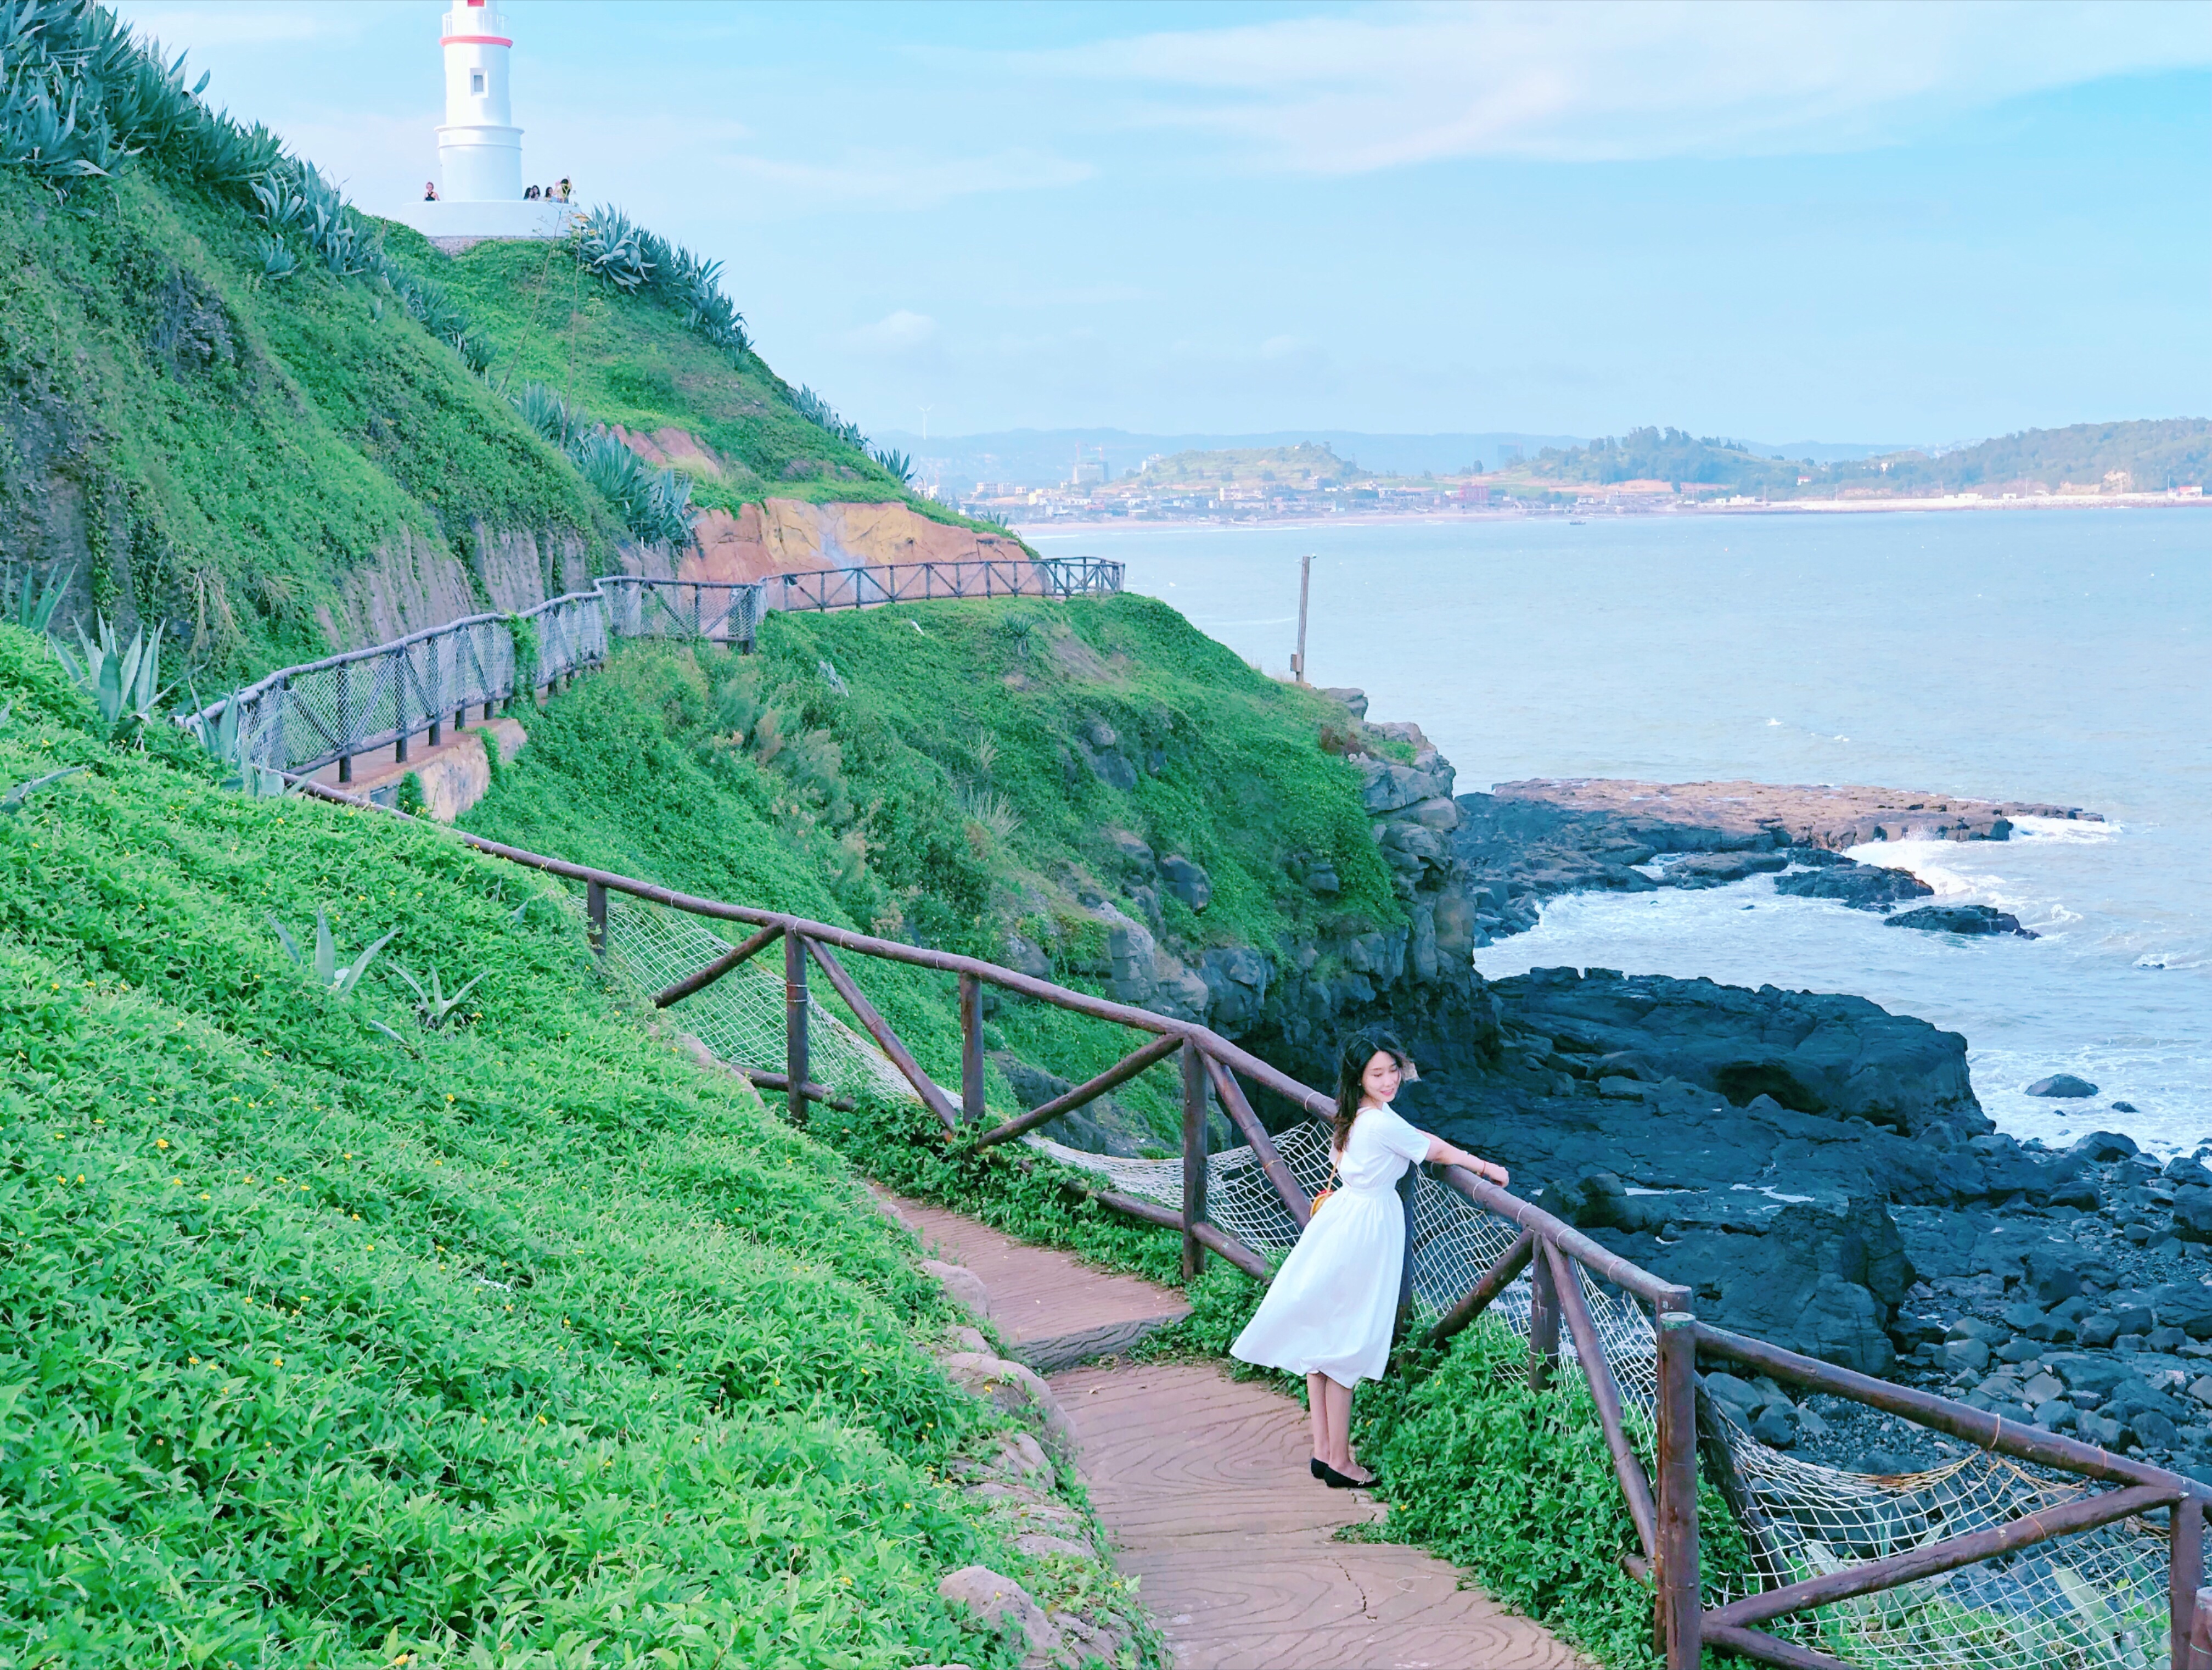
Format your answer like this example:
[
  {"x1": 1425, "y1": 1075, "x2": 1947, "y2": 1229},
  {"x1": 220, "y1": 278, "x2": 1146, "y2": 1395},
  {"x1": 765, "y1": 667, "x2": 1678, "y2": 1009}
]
[{"x1": 921, "y1": 419, "x2": 2208, "y2": 528}]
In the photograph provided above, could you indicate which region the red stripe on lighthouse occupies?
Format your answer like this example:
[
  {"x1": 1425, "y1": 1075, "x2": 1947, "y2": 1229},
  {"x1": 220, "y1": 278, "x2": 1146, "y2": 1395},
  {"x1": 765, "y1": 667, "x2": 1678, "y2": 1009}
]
[{"x1": 442, "y1": 33, "x2": 512, "y2": 45}]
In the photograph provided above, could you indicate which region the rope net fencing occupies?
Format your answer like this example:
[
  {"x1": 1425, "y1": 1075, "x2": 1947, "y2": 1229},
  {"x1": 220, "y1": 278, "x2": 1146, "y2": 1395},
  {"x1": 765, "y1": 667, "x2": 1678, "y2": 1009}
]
[{"x1": 603, "y1": 886, "x2": 2175, "y2": 1669}]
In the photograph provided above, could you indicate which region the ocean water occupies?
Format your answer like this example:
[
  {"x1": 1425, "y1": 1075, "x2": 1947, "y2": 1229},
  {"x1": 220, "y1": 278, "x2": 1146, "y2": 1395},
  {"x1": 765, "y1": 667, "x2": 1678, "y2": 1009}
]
[{"x1": 1028, "y1": 509, "x2": 2212, "y2": 1154}]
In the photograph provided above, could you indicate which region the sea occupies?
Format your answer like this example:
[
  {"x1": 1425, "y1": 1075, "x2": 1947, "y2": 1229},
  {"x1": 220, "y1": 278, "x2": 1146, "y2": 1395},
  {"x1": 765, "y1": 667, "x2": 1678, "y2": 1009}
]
[{"x1": 1028, "y1": 508, "x2": 2212, "y2": 1156}]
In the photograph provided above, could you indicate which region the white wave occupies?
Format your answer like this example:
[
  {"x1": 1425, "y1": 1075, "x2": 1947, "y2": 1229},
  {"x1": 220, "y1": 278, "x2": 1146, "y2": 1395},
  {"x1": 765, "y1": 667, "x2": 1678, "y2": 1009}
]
[
  {"x1": 2009, "y1": 814, "x2": 2121, "y2": 844},
  {"x1": 2138, "y1": 951, "x2": 2210, "y2": 972}
]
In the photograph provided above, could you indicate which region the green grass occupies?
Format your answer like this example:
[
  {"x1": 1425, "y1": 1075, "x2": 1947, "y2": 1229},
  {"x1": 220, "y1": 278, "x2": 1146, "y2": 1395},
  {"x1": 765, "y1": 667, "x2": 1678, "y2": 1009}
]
[
  {"x1": 385, "y1": 227, "x2": 1007, "y2": 536},
  {"x1": 457, "y1": 597, "x2": 1402, "y2": 1143},
  {"x1": 0, "y1": 623, "x2": 1131, "y2": 1667}
]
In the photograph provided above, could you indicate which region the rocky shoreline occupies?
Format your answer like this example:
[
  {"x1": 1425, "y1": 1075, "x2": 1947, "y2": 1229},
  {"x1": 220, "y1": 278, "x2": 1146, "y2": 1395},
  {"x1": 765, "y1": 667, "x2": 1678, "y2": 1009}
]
[
  {"x1": 1406, "y1": 965, "x2": 2212, "y2": 1484},
  {"x1": 1450, "y1": 778, "x2": 2079, "y2": 945},
  {"x1": 1384, "y1": 763, "x2": 2212, "y2": 1481}
]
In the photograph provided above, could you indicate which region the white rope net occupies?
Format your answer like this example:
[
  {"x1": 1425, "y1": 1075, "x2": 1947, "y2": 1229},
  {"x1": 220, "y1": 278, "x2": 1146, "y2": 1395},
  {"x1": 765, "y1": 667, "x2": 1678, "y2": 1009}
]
[
  {"x1": 604, "y1": 889, "x2": 2176, "y2": 1669},
  {"x1": 601, "y1": 894, "x2": 915, "y2": 1106}
]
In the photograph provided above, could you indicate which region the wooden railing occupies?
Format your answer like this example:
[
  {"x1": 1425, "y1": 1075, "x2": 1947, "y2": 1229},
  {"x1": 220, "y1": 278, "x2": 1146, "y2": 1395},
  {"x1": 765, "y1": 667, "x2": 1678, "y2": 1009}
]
[
  {"x1": 765, "y1": 555, "x2": 1121, "y2": 616},
  {"x1": 283, "y1": 668, "x2": 2209, "y2": 1670},
  {"x1": 181, "y1": 557, "x2": 1121, "y2": 784}
]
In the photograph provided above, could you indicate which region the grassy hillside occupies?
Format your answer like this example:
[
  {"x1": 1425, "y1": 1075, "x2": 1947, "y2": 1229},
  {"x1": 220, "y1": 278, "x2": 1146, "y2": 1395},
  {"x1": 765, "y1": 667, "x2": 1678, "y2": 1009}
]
[
  {"x1": 0, "y1": 623, "x2": 1144, "y2": 1666},
  {"x1": 0, "y1": 158, "x2": 613, "y2": 675},
  {"x1": 459, "y1": 594, "x2": 1406, "y2": 1140},
  {"x1": 391, "y1": 228, "x2": 978, "y2": 526}
]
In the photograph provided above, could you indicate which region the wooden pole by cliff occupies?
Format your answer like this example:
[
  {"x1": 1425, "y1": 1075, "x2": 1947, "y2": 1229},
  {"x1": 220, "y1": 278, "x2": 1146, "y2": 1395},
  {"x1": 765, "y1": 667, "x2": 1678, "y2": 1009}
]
[
  {"x1": 1181, "y1": 1041, "x2": 1209, "y2": 1280},
  {"x1": 1292, "y1": 553, "x2": 1312, "y2": 683},
  {"x1": 784, "y1": 930, "x2": 810, "y2": 1124},
  {"x1": 1656, "y1": 1309, "x2": 1703, "y2": 1669}
]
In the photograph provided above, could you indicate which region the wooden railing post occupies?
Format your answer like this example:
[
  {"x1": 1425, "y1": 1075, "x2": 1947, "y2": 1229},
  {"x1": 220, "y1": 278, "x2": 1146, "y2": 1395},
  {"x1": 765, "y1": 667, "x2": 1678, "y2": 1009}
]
[
  {"x1": 1528, "y1": 1238, "x2": 1559, "y2": 1391},
  {"x1": 335, "y1": 658, "x2": 353, "y2": 783},
  {"x1": 1656, "y1": 1307, "x2": 1702, "y2": 1670},
  {"x1": 1181, "y1": 1041, "x2": 1209, "y2": 1280},
  {"x1": 959, "y1": 972, "x2": 985, "y2": 1123},
  {"x1": 785, "y1": 928, "x2": 810, "y2": 1123},
  {"x1": 428, "y1": 642, "x2": 443, "y2": 748},
  {"x1": 586, "y1": 881, "x2": 607, "y2": 962},
  {"x1": 394, "y1": 651, "x2": 412, "y2": 764},
  {"x1": 2176, "y1": 1493, "x2": 2205, "y2": 1670},
  {"x1": 2191, "y1": 1584, "x2": 2212, "y2": 1670}
]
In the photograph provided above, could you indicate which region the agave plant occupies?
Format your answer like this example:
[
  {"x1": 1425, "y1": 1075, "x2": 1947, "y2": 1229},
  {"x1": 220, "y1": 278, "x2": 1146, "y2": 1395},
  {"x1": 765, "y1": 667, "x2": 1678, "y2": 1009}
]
[
  {"x1": 1, "y1": 764, "x2": 87, "y2": 815},
  {"x1": 7, "y1": 562, "x2": 72, "y2": 633},
  {"x1": 569, "y1": 427, "x2": 697, "y2": 546},
  {"x1": 510, "y1": 382, "x2": 577, "y2": 449},
  {"x1": 256, "y1": 233, "x2": 297, "y2": 279},
  {"x1": 392, "y1": 965, "x2": 488, "y2": 1032},
  {"x1": 871, "y1": 446, "x2": 916, "y2": 486},
  {"x1": 791, "y1": 384, "x2": 867, "y2": 449},
  {"x1": 453, "y1": 327, "x2": 497, "y2": 376},
  {"x1": 575, "y1": 204, "x2": 652, "y2": 291},
  {"x1": 249, "y1": 169, "x2": 306, "y2": 231},
  {"x1": 53, "y1": 615, "x2": 166, "y2": 732},
  {"x1": 269, "y1": 909, "x2": 398, "y2": 1000},
  {"x1": 181, "y1": 688, "x2": 288, "y2": 797}
]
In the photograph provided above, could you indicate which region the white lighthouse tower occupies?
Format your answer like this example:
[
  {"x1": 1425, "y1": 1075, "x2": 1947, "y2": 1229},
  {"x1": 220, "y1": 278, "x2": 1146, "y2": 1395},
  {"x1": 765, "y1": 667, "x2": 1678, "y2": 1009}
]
[
  {"x1": 400, "y1": 1, "x2": 574, "y2": 245},
  {"x1": 437, "y1": 0, "x2": 521, "y2": 201}
]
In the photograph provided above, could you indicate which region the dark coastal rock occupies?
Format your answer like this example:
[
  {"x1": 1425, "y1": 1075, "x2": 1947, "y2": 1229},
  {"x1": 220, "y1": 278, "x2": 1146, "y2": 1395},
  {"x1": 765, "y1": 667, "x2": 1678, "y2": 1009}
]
[
  {"x1": 1772, "y1": 855, "x2": 1934, "y2": 911},
  {"x1": 1158, "y1": 854, "x2": 1211, "y2": 912},
  {"x1": 1486, "y1": 778, "x2": 2096, "y2": 850},
  {"x1": 1665, "y1": 851, "x2": 1790, "y2": 888},
  {"x1": 1450, "y1": 780, "x2": 2093, "y2": 949},
  {"x1": 2025, "y1": 1073, "x2": 2099, "y2": 1099},
  {"x1": 1886, "y1": 904, "x2": 2038, "y2": 938},
  {"x1": 1487, "y1": 966, "x2": 1987, "y2": 1139},
  {"x1": 1593, "y1": 1197, "x2": 1913, "y2": 1375},
  {"x1": 2072, "y1": 1131, "x2": 2140, "y2": 1162}
]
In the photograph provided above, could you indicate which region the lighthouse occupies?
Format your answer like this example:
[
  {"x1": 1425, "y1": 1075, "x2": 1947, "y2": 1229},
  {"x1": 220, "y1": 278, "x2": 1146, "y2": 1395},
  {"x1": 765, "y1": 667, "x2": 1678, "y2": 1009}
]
[
  {"x1": 399, "y1": 1, "x2": 574, "y2": 246},
  {"x1": 436, "y1": 0, "x2": 521, "y2": 202}
]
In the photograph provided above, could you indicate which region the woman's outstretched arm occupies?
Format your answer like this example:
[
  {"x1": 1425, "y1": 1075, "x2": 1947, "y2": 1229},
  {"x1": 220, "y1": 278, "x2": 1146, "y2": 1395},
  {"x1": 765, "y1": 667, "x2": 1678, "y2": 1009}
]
[{"x1": 1420, "y1": 1133, "x2": 1509, "y2": 1186}]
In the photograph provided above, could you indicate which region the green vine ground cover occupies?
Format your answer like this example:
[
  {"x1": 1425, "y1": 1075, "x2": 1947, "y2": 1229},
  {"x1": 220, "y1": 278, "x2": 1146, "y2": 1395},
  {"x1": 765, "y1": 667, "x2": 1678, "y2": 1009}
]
[{"x1": 0, "y1": 623, "x2": 1135, "y2": 1668}]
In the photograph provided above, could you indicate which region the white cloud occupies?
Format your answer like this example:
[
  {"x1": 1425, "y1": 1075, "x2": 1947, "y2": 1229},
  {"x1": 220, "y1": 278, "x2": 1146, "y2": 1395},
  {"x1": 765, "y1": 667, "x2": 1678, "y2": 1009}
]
[
  {"x1": 1012, "y1": 0, "x2": 2212, "y2": 172},
  {"x1": 847, "y1": 310, "x2": 940, "y2": 354}
]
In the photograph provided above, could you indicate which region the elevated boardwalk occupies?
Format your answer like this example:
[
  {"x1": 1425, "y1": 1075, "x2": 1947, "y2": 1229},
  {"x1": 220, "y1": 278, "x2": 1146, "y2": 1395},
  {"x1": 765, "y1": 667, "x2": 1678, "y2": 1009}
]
[{"x1": 892, "y1": 1197, "x2": 1585, "y2": 1670}]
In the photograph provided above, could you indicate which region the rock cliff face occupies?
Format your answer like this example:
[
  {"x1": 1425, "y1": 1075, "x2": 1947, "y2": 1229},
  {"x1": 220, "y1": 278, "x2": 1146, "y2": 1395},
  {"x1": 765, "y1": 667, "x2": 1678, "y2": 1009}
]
[
  {"x1": 681, "y1": 498, "x2": 1032, "y2": 584},
  {"x1": 1068, "y1": 692, "x2": 1498, "y2": 1090}
]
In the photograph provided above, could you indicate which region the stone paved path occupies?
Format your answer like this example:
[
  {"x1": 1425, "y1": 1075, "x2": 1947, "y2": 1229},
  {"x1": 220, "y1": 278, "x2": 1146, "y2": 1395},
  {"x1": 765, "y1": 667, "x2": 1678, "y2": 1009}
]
[{"x1": 889, "y1": 1195, "x2": 1586, "y2": 1670}]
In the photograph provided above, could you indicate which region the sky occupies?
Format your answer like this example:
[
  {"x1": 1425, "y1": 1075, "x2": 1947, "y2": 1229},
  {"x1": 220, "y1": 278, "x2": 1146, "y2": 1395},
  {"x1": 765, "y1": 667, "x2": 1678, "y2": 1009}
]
[{"x1": 117, "y1": 1, "x2": 2212, "y2": 446}]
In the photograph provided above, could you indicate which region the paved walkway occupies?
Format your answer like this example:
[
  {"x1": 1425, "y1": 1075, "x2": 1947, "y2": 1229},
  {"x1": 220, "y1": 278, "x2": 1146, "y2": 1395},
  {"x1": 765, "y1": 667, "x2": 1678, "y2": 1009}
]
[{"x1": 891, "y1": 1196, "x2": 1585, "y2": 1670}]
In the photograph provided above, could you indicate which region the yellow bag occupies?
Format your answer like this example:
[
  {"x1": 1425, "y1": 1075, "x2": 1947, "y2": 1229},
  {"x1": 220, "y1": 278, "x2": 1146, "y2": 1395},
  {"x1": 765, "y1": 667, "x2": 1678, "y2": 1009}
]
[{"x1": 1309, "y1": 1161, "x2": 1342, "y2": 1217}]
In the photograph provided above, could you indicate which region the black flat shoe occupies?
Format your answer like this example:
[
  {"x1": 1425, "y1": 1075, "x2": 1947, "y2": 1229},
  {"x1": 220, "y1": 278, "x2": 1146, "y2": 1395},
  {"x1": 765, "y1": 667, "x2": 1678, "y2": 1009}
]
[
  {"x1": 1320, "y1": 1462, "x2": 1380, "y2": 1490},
  {"x1": 1310, "y1": 1457, "x2": 1327, "y2": 1480}
]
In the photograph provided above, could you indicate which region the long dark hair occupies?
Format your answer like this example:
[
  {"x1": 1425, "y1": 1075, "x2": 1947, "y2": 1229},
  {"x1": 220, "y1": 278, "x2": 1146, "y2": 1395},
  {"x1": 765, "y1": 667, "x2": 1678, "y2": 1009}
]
[{"x1": 1332, "y1": 1028, "x2": 1413, "y2": 1152}]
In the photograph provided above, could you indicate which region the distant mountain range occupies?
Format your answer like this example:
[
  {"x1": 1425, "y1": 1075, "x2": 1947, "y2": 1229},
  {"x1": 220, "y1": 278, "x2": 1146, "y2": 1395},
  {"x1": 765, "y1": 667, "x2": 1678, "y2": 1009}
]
[{"x1": 875, "y1": 427, "x2": 1915, "y2": 490}]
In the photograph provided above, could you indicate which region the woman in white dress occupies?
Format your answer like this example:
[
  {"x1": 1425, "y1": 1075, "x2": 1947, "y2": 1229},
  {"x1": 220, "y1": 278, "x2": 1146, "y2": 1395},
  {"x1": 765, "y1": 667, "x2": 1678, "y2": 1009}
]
[{"x1": 1231, "y1": 1029, "x2": 1510, "y2": 1487}]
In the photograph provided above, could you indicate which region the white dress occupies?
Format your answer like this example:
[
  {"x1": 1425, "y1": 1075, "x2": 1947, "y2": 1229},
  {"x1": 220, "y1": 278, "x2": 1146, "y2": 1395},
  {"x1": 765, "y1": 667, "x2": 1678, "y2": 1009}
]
[{"x1": 1231, "y1": 1101, "x2": 1432, "y2": 1387}]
